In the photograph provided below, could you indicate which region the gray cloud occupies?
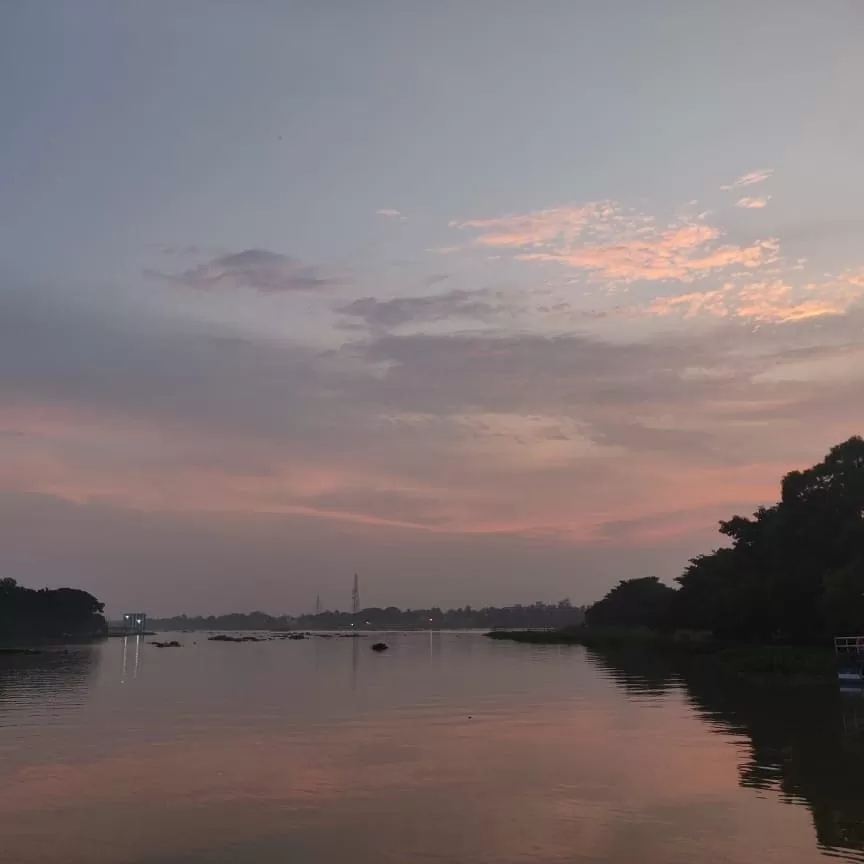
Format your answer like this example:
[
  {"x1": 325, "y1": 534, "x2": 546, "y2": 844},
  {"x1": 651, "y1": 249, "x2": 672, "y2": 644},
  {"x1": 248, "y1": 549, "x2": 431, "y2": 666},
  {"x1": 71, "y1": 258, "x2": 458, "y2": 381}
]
[
  {"x1": 4, "y1": 276, "x2": 862, "y2": 471},
  {"x1": 4, "y1": 278, "x2": 863, "y2": 465},
  {"x1": 358, "y1": 331, "x2": 718, "y2": 414},
  {"x1": 3, "y1": 277, "x2": 863, "y2": 612},
  {"x1": 338, "y1": 288, "x2": 496, "y2": 329},
  {"x1": 0, "y1": 282, "x2": 367, "y2": 462},
  {"x1": 149, "y1": 249, "x2": 338, "y2": 293},
  {"x1": 352, "y1": 319, "x2": 864, "y2": 470}
]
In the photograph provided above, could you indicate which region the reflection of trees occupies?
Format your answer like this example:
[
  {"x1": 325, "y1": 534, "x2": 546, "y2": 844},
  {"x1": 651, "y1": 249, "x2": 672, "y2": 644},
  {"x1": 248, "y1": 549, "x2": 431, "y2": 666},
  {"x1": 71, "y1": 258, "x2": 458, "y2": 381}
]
[
  {"x1": 588, "y1": 648, "x2": 864, "y2": 861},
  {"x1": 0, "y1": 647, "x2": 100, "y2": 719}
]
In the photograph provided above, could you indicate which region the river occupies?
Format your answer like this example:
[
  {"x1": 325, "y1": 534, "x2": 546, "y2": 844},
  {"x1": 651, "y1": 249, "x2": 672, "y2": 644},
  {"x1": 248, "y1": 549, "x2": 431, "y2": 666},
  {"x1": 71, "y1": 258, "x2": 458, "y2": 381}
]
[{"x1": 1, "y1": 631, "x2": 862, "y2": 863}]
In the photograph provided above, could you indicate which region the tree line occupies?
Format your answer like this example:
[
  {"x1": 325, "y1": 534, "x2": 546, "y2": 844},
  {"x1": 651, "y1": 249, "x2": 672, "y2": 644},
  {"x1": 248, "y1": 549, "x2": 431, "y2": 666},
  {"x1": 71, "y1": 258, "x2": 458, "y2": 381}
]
[
  {"x1": 585, "y1": 436, "x2": 864, "y2": 644},
  {"x1": 151, "y1": 600, "x2": 584, "y2": 632},
  {"x1": 0, "y1": 578, "x2": 107, "y2": 640}
]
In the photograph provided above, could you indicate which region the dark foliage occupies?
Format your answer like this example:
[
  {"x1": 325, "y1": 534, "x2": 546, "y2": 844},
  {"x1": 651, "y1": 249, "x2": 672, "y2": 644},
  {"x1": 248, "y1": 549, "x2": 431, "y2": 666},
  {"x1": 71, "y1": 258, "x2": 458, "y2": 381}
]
[
  {"x1": 0, "y1": 578, "x2": 107, "y2": 641},
  {"x1": 581, "y1": 437, "x2": 864, "y2": 644},
  {"x1": 584, "y1": 577, "x2": 676, "y2": 630},
  {"x1": 674, "y1": 436, "x2": 864, "y2": 643}
]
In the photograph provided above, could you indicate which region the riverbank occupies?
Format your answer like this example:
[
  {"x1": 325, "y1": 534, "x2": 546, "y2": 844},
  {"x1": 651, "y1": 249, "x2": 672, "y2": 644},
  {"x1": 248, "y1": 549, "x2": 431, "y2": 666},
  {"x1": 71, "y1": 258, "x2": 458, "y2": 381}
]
[{"x1": 486, "y1": 627, "x2": 838, "y2": 683}]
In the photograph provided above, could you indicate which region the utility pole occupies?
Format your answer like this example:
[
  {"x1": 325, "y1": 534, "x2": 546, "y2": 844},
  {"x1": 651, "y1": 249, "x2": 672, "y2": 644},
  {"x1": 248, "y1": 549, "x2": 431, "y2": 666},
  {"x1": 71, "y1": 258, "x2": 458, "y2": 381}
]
[{"x1": 351, "y1": 573, "x2": 360, "y2": 615}]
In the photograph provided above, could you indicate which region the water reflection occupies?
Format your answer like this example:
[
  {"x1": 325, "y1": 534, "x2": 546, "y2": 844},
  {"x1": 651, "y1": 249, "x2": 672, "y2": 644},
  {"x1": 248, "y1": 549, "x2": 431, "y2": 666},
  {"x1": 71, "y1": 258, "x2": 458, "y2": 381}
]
[
  {"x1": 0, "y1": 646, "x2": 100, "y2": 721},
  {"x1": 2, "y1": 634, "x2": 860, "y2": 864},
  {"x1": 587, "y1": 647, "x2": 864, "y2": 861},
  {"x1": 119, "y1": 635, "x2": 142, "y2": 684}
]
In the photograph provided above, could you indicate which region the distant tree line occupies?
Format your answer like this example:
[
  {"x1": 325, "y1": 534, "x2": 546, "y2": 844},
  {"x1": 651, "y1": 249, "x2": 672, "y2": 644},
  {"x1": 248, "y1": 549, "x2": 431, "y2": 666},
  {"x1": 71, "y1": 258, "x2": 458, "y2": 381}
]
[
  {"x1": 585, "y1": 436, "x2": 864, "y2": 644},
  {"x1": 0, "y1": 578, "x2": 107, "y2": 641},
  {"x1": 151, "y1": 600, "x2": 584, "y2": 632}
]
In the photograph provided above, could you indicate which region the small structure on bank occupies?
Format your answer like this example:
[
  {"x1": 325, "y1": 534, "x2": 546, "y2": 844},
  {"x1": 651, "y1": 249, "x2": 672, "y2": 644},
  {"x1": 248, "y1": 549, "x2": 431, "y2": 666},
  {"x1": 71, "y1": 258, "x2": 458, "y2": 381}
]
[
  {"x1": 835, "y1": 636, "x2": 864, "y2": 685},
  {"x1": 122, "y1": 613, "x2": 148, "y2": 635}
]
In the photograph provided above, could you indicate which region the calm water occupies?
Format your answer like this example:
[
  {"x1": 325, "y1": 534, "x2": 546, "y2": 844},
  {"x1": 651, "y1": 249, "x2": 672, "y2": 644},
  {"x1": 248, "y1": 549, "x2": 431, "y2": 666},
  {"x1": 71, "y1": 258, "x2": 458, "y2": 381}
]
[{"x1": 1, "y1": 632, "x2": 863, "y2": 864}]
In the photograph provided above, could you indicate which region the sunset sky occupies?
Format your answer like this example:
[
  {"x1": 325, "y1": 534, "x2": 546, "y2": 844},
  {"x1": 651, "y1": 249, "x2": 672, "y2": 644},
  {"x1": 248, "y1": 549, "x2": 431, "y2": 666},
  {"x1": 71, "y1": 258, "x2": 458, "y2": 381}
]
[{"x1": 2, "y1": 1, "x2": 863, "y2": 615}]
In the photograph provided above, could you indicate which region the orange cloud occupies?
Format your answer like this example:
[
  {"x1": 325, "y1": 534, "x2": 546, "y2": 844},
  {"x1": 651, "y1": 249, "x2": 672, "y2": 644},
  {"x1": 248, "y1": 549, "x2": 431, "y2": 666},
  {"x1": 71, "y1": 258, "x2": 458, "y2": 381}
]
[
  {"x1": 453, "y1": 203, "x2": 776, "y2": 283},
  {"x1": 647, "y1": 274, "x2": 864, "y2": 324},
  {"x1": 451, "y1": 205, "x2": 600, "y2": 249},
  {"x1": 736, "y1": 196, "x2": 770, "y2": 209}
]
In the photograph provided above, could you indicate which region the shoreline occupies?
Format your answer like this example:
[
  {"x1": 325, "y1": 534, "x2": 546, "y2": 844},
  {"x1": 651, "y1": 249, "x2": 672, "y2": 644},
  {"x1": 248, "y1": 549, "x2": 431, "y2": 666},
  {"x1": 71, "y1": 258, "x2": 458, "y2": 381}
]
[{"x1": 486, "y1": 628, "x2": 840, "y2": 683}]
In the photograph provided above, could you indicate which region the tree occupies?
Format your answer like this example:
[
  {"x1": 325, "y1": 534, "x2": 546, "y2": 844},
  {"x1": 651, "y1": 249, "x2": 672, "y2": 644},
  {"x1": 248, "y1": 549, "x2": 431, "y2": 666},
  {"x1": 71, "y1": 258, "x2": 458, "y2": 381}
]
[
  {"x1": 0, "y1": 582, "x2": 107, "y2": 639},
  {"x1": 821, "y1": 558, "x2": 864, "y2": 636},
  {"x1": 585, "y1": 577, "x2": 676, "y2": 630},
  {"x1": 674, "y1": 436, "x2": 864, "y2": 643}
]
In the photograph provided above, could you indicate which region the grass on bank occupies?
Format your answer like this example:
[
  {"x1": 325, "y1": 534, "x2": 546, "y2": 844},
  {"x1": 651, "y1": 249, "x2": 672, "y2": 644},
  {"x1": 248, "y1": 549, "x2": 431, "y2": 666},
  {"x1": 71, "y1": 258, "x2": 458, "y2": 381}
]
[{"x1": 486, "y1": 626, "x2": 839, "y2": 682}]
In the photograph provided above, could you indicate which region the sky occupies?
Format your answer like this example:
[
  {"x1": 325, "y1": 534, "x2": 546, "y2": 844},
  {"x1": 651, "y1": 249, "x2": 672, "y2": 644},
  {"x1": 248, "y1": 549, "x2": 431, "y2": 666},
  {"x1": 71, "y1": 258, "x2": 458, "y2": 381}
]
[{"x1": 2, "y1": 1, "x2": 864, "y2": 616}]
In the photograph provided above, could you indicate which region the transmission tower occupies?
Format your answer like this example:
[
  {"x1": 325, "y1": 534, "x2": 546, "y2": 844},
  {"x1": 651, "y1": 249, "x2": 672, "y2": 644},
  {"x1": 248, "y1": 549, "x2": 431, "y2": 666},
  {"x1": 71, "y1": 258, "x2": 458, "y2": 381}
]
[
  {"x1": 314, "y1": 592, "x2": 321, "y2": 615},
  {"x1": 351, "y1": 573, "x2": 360, "y2": 615}
]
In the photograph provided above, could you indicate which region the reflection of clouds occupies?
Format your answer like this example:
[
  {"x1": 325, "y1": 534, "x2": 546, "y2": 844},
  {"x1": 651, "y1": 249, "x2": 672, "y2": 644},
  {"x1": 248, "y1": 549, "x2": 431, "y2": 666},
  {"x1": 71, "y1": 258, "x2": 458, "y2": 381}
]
[{"x1": 0, "y1": 693, "x2": 821, "y2": 864}]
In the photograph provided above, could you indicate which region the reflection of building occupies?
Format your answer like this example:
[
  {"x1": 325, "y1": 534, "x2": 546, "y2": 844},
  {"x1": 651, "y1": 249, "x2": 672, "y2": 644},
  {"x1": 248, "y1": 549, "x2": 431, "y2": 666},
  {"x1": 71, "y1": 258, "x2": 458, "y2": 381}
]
[
  {"x1": 835, "y1": 636, "x2": 864, "y2": 685},
  {"x1": 122, "y1": 613, "x2": 147, "y2": 634}
]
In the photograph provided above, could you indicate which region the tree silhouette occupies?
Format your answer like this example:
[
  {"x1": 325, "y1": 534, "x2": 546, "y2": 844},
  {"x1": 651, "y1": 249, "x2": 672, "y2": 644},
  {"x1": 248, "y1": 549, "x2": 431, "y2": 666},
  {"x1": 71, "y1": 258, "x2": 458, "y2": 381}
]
[
  {"x1": 674, "y1": 436, "x2": 864, "y2": 643},
  {"x1": 584, "y1": 577, "x2": 675, "y2": 629},
  {"x1": 0, "y1": 581, "x2": 107, "y2": 641},
  {"x1": 583, "y1": 437, "x2": 864, "y2": 644}
]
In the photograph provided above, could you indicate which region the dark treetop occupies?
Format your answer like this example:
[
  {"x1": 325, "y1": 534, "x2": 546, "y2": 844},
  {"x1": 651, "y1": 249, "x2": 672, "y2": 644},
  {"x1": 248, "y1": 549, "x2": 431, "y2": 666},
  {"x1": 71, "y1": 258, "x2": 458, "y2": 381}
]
[
  {"x1": 0, "y1": 578, "x2": 107, "y2": 642},
  {"x1": 583, "y1": 436, "x2": 864, "y2": 644}
]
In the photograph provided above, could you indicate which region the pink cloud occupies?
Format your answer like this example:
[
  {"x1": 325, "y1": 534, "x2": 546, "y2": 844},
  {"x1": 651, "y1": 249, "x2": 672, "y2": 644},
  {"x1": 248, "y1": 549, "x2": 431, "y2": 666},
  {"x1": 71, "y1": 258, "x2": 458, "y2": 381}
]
[
  {"x1": 0, "y1": 397, "x2": 778, "y2": 545},
  {"x1": 452, "y1": 203, "x2": 777, "y2": 283},
  {"x1": 451, "y1": 205, "x2": 599, "y2": 249},
  {"x1": 720, "y1": 169, "x2": 773, "y2": 190},
  {"x1": 736, "y1": 196, "x2": 770, "y2": 209},
  {"x1": 645, "y1": 273, "x2": 864, "y2": 323}
]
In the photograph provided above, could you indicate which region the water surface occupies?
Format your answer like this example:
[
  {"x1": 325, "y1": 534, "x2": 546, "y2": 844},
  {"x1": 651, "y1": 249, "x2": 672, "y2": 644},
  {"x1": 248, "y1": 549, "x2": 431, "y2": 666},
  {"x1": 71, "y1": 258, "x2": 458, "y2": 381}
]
[{"x1": 1, "y1": 632, "x2": 862, "y2": 863}]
